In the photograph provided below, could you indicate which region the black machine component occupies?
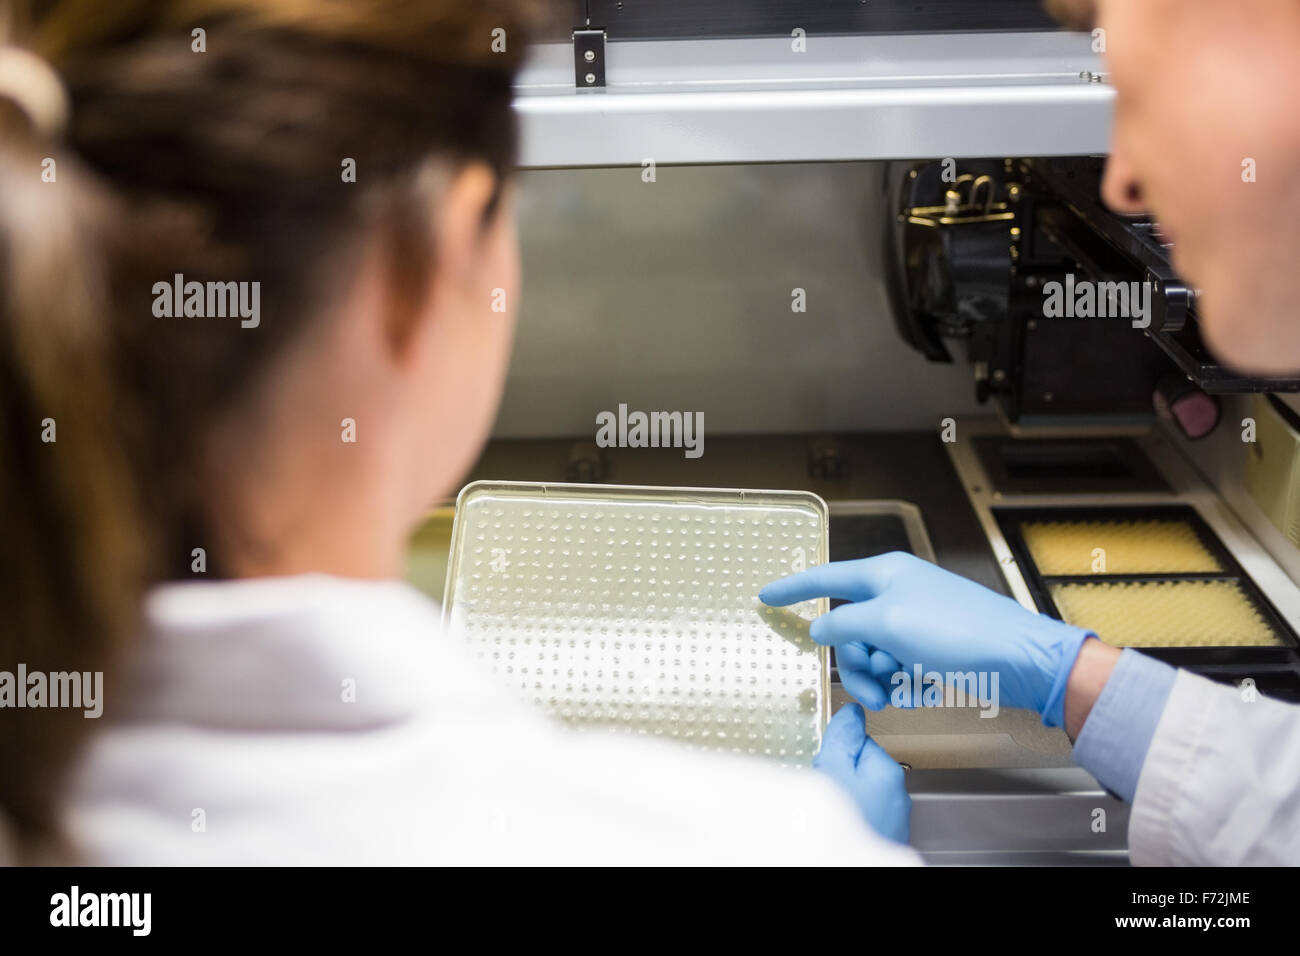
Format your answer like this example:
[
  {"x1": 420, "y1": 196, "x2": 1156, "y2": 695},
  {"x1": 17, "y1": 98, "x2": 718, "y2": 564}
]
[
  {"x1": 578, "y1": 0, "x2": 1058, "y2": 39},
  {"x1": 884, "y1": 159, "x2": 1016, "y2": 364},
  {"x1": 573, "y1": 29, "x2": 607, "y2": 89},
  {"x1": 886, "y1": 157, "x2": 1300, "y2": 426},
  {"x1": 563, "y1": 1, "x2": 1061, "y2": 89},
  {"x1": 973, "y1": 436, "x2": 1170, "y2": 496}
]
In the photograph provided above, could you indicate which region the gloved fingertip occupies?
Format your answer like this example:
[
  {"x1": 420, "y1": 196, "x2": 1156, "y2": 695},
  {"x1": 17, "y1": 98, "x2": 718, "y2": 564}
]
[
  {"x1": 843, "y1": 673, "x2": 886, "y2": 711},
  {"x1": 835, "y1": 641, "x2": 872, "y2": 671},
  {"x1": 815, "y1": 705, "x2": 865, "y2": 776},
  {"x1": 821, "y1": 703, "x2": 867, "y2": 748},
  {"x1": 869, "y1": 649, "x2": 900, "y2": 678},
  {"x1": 826, "y1": 701, "x2": 862, "y2": 727},
  {"x1": 758, "y1": 571, "x2": 814, "y2": 607}
]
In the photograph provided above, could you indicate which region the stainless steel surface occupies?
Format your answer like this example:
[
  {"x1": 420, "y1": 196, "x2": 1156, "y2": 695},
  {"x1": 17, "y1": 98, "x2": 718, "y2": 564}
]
[
  {"x1": 506, "y1": 162, "x2": 983, "y2": 439},
  {"x1": 908, "y1": 768, "x2": 1129, "y2": 864},
  {"x1": 514, "y1": 33, "x2": 1113, "y2": 165}
]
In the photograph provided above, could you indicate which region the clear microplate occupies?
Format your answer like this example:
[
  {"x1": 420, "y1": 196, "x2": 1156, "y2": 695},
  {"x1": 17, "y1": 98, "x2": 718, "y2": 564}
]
[{"x1": 443, "y1": 481, "x2": 831, "y2": 765}]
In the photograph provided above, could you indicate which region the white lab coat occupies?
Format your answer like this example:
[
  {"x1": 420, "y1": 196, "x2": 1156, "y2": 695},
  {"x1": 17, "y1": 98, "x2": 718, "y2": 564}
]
[
  {"x1": 1129, "y1": 669, "x2": 1300, "y2": 865},
  {"x1": 64, "y1": 575, "x2": 917, "y2": 865}
]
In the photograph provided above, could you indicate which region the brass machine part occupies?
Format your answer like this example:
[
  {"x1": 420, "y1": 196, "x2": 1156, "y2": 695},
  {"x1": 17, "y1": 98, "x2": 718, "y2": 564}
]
[{"x1": 904, "y1": 173, "x2": 1018, "y2": 228}]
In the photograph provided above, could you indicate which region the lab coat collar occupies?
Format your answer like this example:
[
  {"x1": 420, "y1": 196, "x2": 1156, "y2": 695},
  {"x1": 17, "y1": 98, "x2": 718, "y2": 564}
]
[{"x1": 109, "y1": 575, "x2": 442, "y2": 732}]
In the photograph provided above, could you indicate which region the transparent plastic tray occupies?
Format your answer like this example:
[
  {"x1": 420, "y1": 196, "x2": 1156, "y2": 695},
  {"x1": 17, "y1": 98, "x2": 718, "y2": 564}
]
[{"x1": 443, "y1": 481, "x2": 831, "y2": 765}]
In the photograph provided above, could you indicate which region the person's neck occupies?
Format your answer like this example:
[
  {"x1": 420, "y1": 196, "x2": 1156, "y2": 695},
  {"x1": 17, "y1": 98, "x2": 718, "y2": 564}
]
[{"x1": 200, "y1": 399, "x2": 416, "y2": 582}]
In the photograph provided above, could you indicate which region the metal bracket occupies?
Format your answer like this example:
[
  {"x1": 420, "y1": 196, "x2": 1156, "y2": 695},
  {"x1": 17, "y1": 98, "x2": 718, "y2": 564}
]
[{"x1": 573, "y1": 29, "x2": 606, "y2": 90}]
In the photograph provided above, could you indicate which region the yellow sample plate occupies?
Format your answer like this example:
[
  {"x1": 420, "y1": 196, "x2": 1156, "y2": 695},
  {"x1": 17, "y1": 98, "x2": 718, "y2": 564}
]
[
  {"x1": 1049, "y1": 579, "x2": 1283, "y2": 648},
  {"x1": 1023, "y1": 519, "x2": 1222, "y2": 576}
]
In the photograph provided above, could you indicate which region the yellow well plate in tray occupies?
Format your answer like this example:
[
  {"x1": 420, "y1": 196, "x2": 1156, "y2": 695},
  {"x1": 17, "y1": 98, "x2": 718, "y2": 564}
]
[
  {"x1": 1022, "y1": 518, "x2": 1223, "y2": 576},
  {"x1": 1050, "y1": 579, "x2": 1283, "y2": 648}
]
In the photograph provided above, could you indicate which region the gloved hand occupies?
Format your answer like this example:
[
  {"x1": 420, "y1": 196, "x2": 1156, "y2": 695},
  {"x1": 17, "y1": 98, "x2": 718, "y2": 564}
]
[
  {"x1": 761, "y1": 551, "x2": 1094, "y2": 728},
  {"x1": 815, "y1": 703, "x2": 911, "y2": 844}
]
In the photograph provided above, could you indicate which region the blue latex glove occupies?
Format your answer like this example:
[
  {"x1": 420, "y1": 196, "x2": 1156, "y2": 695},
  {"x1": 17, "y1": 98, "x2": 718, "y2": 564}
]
[
  {"x1": 761, "y1": 551, "x2": 1094, "y2": 728},
  {"x1": 815, "y1": 703, "x2": 911, "y2": 844}
]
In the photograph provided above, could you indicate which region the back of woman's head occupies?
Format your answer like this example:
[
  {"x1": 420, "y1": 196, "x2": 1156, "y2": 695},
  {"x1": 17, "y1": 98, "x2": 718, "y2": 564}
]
[{"x1": 0, "y1": 0, "x2": 541, "y2": 857}]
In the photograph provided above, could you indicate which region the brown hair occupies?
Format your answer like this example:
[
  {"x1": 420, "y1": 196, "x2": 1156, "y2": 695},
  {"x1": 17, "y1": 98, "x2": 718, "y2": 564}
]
[
  {"x1": 1042, "y1": 0, "x2": 1098, "y2": 31},
  {"x1": 0, "y1": 0, "x2": 541, "y2": 855}
]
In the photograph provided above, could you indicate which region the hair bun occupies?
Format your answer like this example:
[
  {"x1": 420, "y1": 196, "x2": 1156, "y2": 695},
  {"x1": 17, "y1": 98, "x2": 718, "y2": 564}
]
[{"x1": 0, "y1": 46, "x2": 69, "y2": 138}]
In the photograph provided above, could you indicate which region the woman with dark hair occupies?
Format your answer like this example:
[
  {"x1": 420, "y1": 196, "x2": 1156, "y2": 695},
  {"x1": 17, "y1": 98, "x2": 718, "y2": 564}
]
[{"x1": 0, "y1": 0, "x2": 912, "y2": 864}]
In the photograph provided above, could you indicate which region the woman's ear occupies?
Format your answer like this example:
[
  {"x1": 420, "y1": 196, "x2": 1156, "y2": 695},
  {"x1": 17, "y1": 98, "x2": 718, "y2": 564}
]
[
  {"x1": 435, "y1": 163, "x2": 500, "y2": 276},
  {"x1": 382, "y1": 162, "x2": 499, "y2": 361}
]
